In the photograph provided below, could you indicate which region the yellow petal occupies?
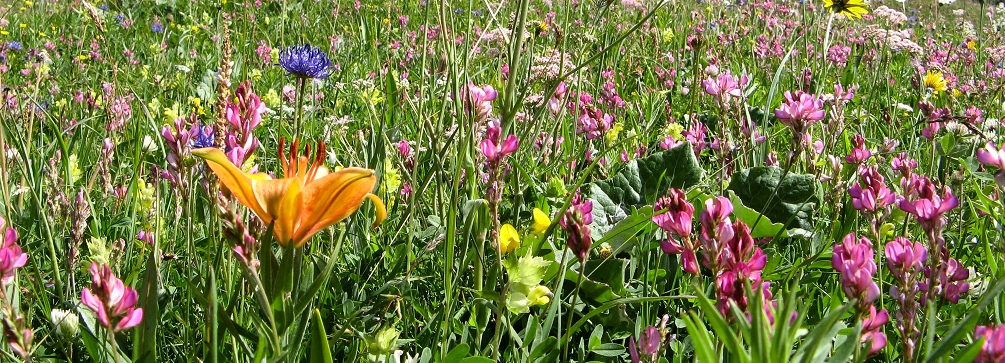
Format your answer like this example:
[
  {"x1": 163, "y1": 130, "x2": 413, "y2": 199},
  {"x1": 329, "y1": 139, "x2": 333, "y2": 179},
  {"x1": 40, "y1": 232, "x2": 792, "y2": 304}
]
[
  {"x1": 294, "y1": 167, "x2": 377, "y2": 243},
  {"x1": 532, "y1": 208, "x2": 551, "y2": 233},
  {"x1": 499, "y1": 224, "x2": 520, "y2": 254},
  {"x1": 193, "y1": 148, "x2": 273, "y2": 223},
  {"x1": 365, "y1": 193, "x2": 387, "y2": 230}
]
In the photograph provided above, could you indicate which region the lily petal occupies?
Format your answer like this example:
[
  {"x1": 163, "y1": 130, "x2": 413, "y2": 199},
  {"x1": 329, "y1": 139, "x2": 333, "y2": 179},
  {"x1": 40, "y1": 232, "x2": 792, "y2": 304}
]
[
  {"x1": 266, "y1": 177, "x2": 304, "y2": 246},
  {"x1": 193, "y1": 148, "x2": 273, "y2": 223},
  {"x1": 366, "y1": 193, "x2": 387, "y2": 230},
  {"x1": 295, "y1": 167, "x2": 378, "y2": 244}
]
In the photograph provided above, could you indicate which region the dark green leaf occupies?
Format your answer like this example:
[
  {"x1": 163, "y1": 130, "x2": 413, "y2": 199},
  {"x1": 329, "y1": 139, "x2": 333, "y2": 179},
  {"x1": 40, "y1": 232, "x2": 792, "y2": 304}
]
[{"x1": 728, "y1": 166, "x2": 821, "y2": 230}]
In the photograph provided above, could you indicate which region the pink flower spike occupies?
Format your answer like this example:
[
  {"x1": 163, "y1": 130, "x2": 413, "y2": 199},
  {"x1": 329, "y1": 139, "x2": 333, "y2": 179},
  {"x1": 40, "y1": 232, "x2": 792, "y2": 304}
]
[
  {"x1": 80, "y1": 263, "x2": 144, "y2": 332},
  {"x1": 977, "y1": 141, "x2": 1005, "y2": 171}
]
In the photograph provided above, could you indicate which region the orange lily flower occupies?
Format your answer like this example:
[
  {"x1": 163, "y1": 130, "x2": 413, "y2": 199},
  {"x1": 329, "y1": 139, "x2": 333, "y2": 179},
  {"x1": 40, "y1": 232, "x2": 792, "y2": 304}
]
[{"x1": 193, "y1": 139, "x2": 386, "y2": 247}]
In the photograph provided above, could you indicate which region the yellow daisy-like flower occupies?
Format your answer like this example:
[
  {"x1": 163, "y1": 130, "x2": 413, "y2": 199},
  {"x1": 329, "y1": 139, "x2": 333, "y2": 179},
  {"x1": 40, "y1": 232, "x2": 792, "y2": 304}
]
[
  {"x1": 923, "y1": 70, "x2": 947, "y2": 94},
  {"x1": 531, "y1": 208, "x2": 551, "y2": 233},
  {"x1": 823, "y1": 0, "x2": 869, "y2": 19},
  {"x1": 499, "y1": 224, "x2": 521, "y2": 254}
]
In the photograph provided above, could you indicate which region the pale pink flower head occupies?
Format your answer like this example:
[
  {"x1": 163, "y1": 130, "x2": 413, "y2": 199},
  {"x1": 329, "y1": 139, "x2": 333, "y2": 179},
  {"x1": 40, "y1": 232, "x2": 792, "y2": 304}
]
[
  {"x1": 897, "y1": 178, "x2": 958, "y2": 232},
  {"x1": 975, "y1": 324, "x2": 1005, "y2": 363},
  {"x1": 774, "y1": 90, "x2": 825, "y2": 135},
  {"x1": 81, "y1": 263, "x2": 144, "y2": 332},
  {"x1": 0, "y1": 217, "x2": 27, "y2": 287},
  {"x1": 832, "y1": 233, "x2": 880, "y2": 307}
]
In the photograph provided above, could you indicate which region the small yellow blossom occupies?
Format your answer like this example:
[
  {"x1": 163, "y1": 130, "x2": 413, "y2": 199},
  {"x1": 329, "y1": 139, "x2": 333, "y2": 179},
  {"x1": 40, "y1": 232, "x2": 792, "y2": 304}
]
[
  {"x1": 527, "y1": 285, "x2": 552, "y2": 306},
  {"x1": 532, "y1": 208, "x2": 551, "y2": 233},
  {"x1": 499, "y1": 224, "x2": 520, "y2": 254}
]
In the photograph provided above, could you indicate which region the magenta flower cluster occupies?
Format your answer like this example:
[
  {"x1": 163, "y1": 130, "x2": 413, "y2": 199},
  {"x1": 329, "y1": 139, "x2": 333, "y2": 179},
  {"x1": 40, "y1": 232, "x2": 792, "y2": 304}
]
[{"x1": 81, "y1": 263, "x2": 144, "y2": 332}]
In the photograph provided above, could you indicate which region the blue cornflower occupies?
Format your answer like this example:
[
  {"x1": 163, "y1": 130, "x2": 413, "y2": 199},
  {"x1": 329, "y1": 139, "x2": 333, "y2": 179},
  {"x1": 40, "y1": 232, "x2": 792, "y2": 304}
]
[
  {"x1": 454, "y1": 8, "x2": 464, "y2": 14},
  {"x1": 8, "y1": 42, "x2": 23, "y2": 51},
  {"x1": 191, "y1": 122, "x2": 216, "y2": 148},
  {"x1": 99, "y1": 4, "x2": 109, "y2": 10},
  {"x1": 471, "y1": 10, "x2": 483, "y2": 16},
  {"x1": 115, "y1": 13, "x2": 124, "y2": 21},
  {"x1": 151, "y1": 18, "x2": 164, "y2": 33},
  {"x1": 278, "y1": 44, "x2": 332, "y2": 79}
]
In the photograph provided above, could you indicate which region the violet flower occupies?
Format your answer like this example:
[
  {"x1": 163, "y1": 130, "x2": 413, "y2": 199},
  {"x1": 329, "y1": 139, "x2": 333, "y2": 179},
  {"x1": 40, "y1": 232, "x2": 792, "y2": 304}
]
[
  {"x1": 861, "y1": 305, "x2": 889, "y2": 355},
  {"x1": 849, "y1": 165, "x2": 896, "y2": 213},
  {"x1": 975, "y1": 324, "x2": 1005, "y2": 363},
  {"x1": 278, "y1": 44, "x2": 332, "y2": 79},
  {"x1": 480, "y1": 120, "x2": 518, "y2": 162},
  {"x1": 628, "y1": 326, "x2": 662, "y2": 363},
  {"x1": 845, "y1": 134, "x2": 871, "y2": 164},
  {"x1": 560, "y1": 191, "x2": 593, "y2": 263}
]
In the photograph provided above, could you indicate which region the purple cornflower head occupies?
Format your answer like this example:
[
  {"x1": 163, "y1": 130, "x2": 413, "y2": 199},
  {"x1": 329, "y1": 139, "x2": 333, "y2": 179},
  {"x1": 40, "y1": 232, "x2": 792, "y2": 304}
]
[
  {"x1": 0, "y1": 217, "x2": 27, "y2": 287},
  {"x1": 151, "y1": 18, "x2": 164, "y2": 33},
  {"x1": 832, "y1": 233, "x2": 880, "y2": 308},
  {"x1": 975, "y1": 325, "x2": 1005, "y2": 363},
  {"x1": 81, "y1": 263, "x2": 144, "y2": 332},
  {"x1": 921, "y1": 257, "x2": 970, "y2": 304},
  {"x1": 845, "y1": 135, "x2": 871, "y2": 164},
  {"x1": 849, "y1": 165, "x2": 896, "y2": 213},
  {"x1": 774, "y1": 90, "x2": 825, "y2": 135},
  {"x1": 560, "y1": 191, "x2": 593, "y2": 263},
  {"x1": 897, "y1": 177, "x2": 958, "y2": 233},
  {"x1": 628, "y1": 326, "x2": 662, "y2": 363},
  {"x1": 278, "y1": 44, "x2": 332, "y2": 79},
  {"x1": 480, "y1": 120, "x2": 518, "y2": 163},
  {"x1": 861, "y1": 306, "x2": 889, "y2": 355},
  {"x1": 191, "y1": 122, "x2": 215, "y2": 148},
  {"x1": 7, "y1": 42, "x2": 22, "y2": 51},
  {"x1": 652, "y1": 188, "x2": 694, "y2": 238},
  {"x1": 701, "y1": 71, "x2": 747, "y2": 105},
  {"x1": 977, "y1": 141, "x2": 1005, "y2": 171}
]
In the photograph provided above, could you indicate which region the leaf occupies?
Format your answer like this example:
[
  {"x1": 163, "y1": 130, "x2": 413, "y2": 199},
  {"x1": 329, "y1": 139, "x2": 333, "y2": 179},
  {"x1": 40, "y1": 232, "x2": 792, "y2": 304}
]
[
  {"x1": 459, "y1": 357, "x2": 494, "y2": 363},
  {"x1": 590, "y1": 343, "x2": 626, "y2": 357},
  {"x1": 442, "y1": 344, "x2": 470, "y2": 363},
  {"x1": 136, "y1": 248, "x2": 160, "y2": 361},
  {"x1": 727, "y1": 191, "x2": 788, "y2": 238},
  {"x1": 309, "y1": 309, "x2": 334, "y2": 363},
  {"x1": 567, "y1": 258, "x2": 629, "y2": 304},
  {"x1": 589, "y1": 143, "x2": 704, "y2": 235},
  {"x1": 596, "y1": 206, "x2": 655, "y2": 254},
  {"x1": 728, "y1": 166, "x2": 821, "y2": 231},
  {"x1": 529, "y1": 336, "x2": 558, "y2": 362}
]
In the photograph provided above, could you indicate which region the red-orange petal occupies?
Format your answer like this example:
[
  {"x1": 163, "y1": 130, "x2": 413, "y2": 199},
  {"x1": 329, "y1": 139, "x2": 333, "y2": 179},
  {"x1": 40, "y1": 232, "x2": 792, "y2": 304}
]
[
  {"x1": 293, "y1": 167, "x2": 377, "y2": 243},
  {"x1": 192, "y1": 148, "x2": 274, "y2": 223}
]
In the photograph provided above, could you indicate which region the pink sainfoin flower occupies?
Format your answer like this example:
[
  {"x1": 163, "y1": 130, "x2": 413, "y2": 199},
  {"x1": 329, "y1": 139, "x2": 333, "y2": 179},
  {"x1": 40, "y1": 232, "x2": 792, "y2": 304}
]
[
  {"x1": 920, "y1": 257, "x2": 970, "y2": 304},
  {"x1": 774, "y1": 90, "x2": 825, "y2": 135},
  {"x1": 548, "y1": 82, "x2": 567, "y2": 116},
  {"x1": 861, "y1": 306, "x2": 889, "y2": 355},
  {"x1": 714, "y1": 221, "x2": 770, "y2": 317},
  {"x1": 81, "y1": 263, "x2": 144, "y2": 332},
  {"x1": 977, "y1": 141, "x2": 1005, "y2": 171},
  {"x1": 652, "y1": 188, "x2": 694, "y2": 238},
  {"x1": 0, "y1": 217, "x2": 27, "y2": 287},
  {"x1": 975, "y1": 325, "x2": 1005, "y2": 363},
  {"x1": 885, "y1": 236, "x2": 926, "y2": 358},
  {"x1": 891, "y1": 152, "x2": 918, "y2": 178},
  {"x1": 224, "y1": 81, "x2": 265, "y2": 169},
  {"x1": 845, "y1": 135, "x2": 871, "y2": 164},
  {"x1": 897, "y1": 177, "x2": 958, "y2": 233},
  {"x1": 698, "y1": 196, "x2": 733, "y2": 271},
  {"x1": 832, "y1": 233, "x2": 880, "y2": 309},
  {"x1": 466, "y1": 83, "x2": 498, "y2": 122},
  {"x1": 560, "y1": 191, "x2": 594, "y2": 263},
  {"x1": 849, "y1": 165, "x2": 896, "y2": 213},
  {"x1": 480, "y1": 120, "x2": 518, "y2": 162},
  {"x1": 702, "y1": 71, "x2": 747, "y2": 105},
  {"x1": 628, "y1": 326, "x2": 662, "y2": 363},
  {"x1": 397, "y1": 140, "x2": 415, "y2": 172},
  {"x1": 653, "y1": 189, "x2": 699, "y2": 274},
  {"x1": 573, "y1": 99, "x2": 614, "y2": 140}
]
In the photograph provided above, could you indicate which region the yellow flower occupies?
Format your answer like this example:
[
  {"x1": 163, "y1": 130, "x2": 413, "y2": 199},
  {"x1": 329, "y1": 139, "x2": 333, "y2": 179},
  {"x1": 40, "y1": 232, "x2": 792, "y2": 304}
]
[
  {"x1": 531, "y1": 208, "x2": 550, "y2": 233},
  {"x1": 527, "y1": 285, "x2": 552, "y2": 306},
  {"x1": 499, "y1": 224, "x2": 520, "y2": 254},
  {"x1": 193, "y1": 139, "x2": 386, "y2": 247},
  {"x1": 967, "y1": 40, "x2": 977, "y2": 50},
  {"x1": 823, "y1": 0, "x2": 868, "y2": 19},
  {"x1": 923, "y1": 70, "x2": 947, "y2": 94}
]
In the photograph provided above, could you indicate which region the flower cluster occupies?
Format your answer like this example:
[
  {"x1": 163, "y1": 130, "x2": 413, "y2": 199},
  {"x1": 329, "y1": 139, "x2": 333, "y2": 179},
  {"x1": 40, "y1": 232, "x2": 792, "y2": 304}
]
[
  {"x1": 775, "y1": 90, "x2": 825, "y2": 136},
  {"x1": 560, "y1": 191, "x2": 594, "y2": 263},
  {"x1": 81, "y1": 263, "x2": 144, "y2": 332}
]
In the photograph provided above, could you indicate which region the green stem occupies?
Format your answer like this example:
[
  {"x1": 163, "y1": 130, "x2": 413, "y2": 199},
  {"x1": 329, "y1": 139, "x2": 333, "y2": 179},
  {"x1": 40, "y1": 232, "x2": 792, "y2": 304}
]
[
  {"x1": 293, "y1": 77, "x2": 307, "y2": 141},
  {"x1": 562, "y1": 262, "x2": 586, "y2": 362}
]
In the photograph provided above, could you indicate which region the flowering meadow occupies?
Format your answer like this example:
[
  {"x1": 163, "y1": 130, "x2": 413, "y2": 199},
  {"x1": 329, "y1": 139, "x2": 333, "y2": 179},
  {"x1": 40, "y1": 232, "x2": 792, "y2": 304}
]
[{"x1": 4, "y1": 0, "x2": 1005, "y2": 362}]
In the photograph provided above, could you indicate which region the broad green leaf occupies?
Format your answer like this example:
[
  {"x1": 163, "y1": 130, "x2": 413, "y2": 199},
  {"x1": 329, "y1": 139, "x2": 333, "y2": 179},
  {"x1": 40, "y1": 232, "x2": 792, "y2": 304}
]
[
  {"x1": 728, "y1": 166, "x2": 821, "y2": 231},
  {"x1": 589, "y1": 143, "x2": 704, "y2": 236},
  {"x1": 566, "y1": 258, "x2": 629, "y2": 304},
  {"x1": 590, "y1": 343, "x2": 626, "y2": 357}
]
